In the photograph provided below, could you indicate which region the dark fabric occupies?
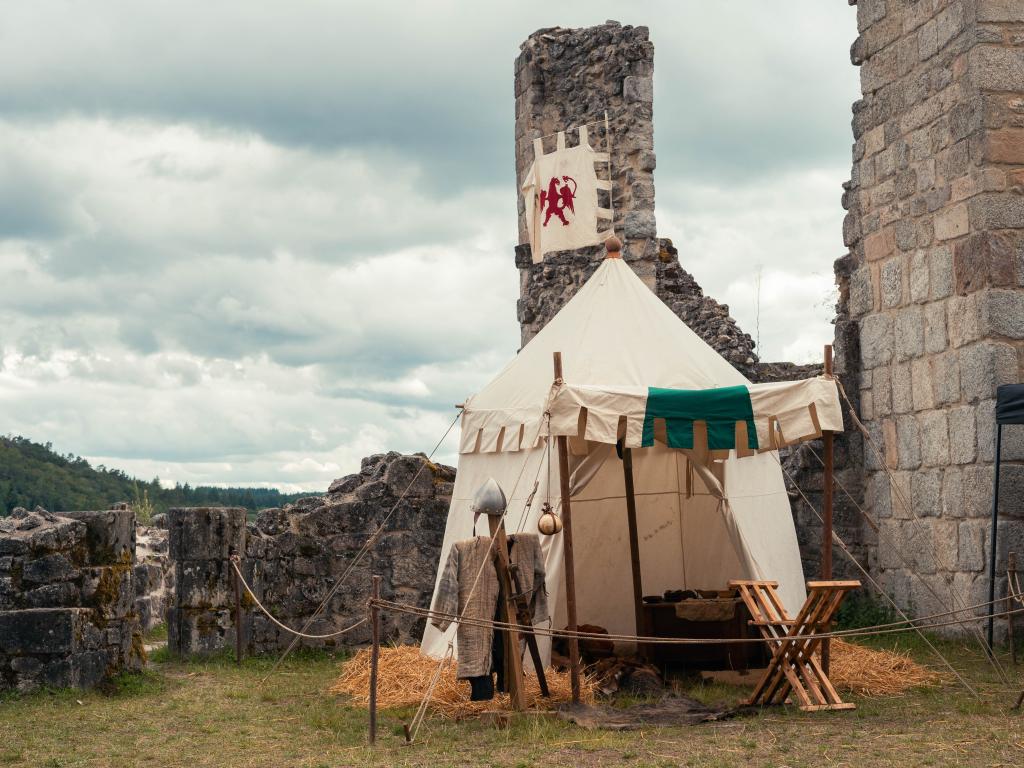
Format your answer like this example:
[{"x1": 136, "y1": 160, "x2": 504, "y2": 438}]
[
  {"x1": 468, "y1": 675, "x2": 494, "y2": 701},
  {"x1": 996, "y1": 384, "x2": 1024, "y2": 425}
]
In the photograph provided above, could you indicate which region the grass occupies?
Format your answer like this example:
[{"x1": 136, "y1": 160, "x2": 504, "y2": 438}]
[{"x1": 0, "y1": 637, "x2": 1022, "y2": 767}]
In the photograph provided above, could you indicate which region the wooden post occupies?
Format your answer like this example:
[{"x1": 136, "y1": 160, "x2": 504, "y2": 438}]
[
  {"x1": 821, "y1": 344, "x2": 834, "y2": 675},
  {"x1": 487, "y1": 516, "x2": 526, "y2": 711},
  {"x1": 553, "y1": 351, "x2": 582, "y2": 704},
  {"x1": 622, "y1": 447, "x2": 645, "y2": 657},
  {"x1": 369, "y1": 575, "x2": 381, "y2": 745},
  {"x1": 232, "y1": 549, "x2": 242, "y2": 666},
  {"x1": 1009, "y1": 552, "x2": 1018, "y2": 666}
]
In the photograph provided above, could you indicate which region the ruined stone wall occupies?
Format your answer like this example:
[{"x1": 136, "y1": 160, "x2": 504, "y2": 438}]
[
  {"x1": 514, "y1": 22, "x2": 760, "y2": 369},
  {"x1": 168, "y1": 453, "x2": 452, "y2": 656},
  {"x1": 839, "y1": 0, "x2": 1024, "y2": 618},
  {"x1": 0, "y1": 506, "x2": 143, "y2": 691}
]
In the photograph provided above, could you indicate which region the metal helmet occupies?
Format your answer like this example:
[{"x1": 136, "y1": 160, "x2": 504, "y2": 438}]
[{"x1": 472, "y1": 477, "x2": 507, "y2": 517}]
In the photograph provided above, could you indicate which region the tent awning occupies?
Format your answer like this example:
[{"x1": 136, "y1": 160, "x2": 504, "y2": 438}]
[
  {"x1": 459, "y1": 375, "x2": 844, "y2": 455},
  {"x1": 996, "y1": 384, "x2": 1024, "y2": 425}
]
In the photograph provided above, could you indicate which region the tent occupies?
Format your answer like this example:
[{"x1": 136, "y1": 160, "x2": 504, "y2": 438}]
[
  {"x1": 987, "y1": 383, "x2": 1024, "y2": 646},
  {"x1": 421, "y1": 255, "x2": 843, "y2": 666}
]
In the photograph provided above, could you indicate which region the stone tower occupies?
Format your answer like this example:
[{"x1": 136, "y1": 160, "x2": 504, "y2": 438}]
[
  {"x1": 513, "y1": 22, "x2": 761, "y2": 375},
  {"x1": 837, "y1": 0, "x2": 1024, "y2": 617}
]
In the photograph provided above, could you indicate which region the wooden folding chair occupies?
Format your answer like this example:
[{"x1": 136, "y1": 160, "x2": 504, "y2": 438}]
[{"x1": 729, "y1": 579, "x2": 860, "y2": 711}]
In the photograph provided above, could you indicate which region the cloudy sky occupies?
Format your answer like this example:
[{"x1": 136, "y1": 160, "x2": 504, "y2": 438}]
[{"x1": 0, "y1": 1, "x2": 859, "y2": 492}]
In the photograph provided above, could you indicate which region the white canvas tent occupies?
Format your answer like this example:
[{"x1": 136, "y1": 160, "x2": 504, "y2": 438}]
[{"x1": 421, "y1": 256, "x2": 843, "y2": 665}]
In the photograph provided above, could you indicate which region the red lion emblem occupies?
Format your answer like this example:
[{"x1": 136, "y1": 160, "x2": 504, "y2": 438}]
[{"x1": 540, "y1": 175, "x2": 577, "y2": 227}]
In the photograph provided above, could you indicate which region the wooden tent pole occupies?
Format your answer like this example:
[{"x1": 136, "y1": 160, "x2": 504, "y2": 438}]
[
  {"x1": 621, "y1": 447, "x2": 645, "y2": 657},
  {"x1": 822, "y1": 344, "x2": 834, "y2": 675},
  {"x1": 368, "y1": 575, "x2": 381, "y2": 744},
  {"x1": 553, "y1": 351, "x2": 582, "y2": 703}
]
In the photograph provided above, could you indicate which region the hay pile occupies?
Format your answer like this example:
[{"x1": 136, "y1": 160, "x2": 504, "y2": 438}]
[
  {"x1": 829, "y1": 639, "x2": 943, "y2": 695},
  {"x1": 330, "y1": 645, "x2": 595, "y2": 719}
]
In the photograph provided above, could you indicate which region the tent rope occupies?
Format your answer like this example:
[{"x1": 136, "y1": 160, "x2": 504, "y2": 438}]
[
  {"x1": 831, "y1": 380, "x2": 1009, "y2": 683},
  {"x1": 772, "y1": 451, "x2": 980, "y2": 698},
  {"x1": 406, "y1": 444, "x2": 543, "y2": 743},
  {"x1": 261, "y1": 410, "x2": 462, "y2": 684},
  {"x1": 370, "y1": 596, "x2": 1024, "y2": 646}
]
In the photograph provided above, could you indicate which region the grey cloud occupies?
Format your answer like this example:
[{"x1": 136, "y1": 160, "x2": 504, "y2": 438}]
[{"x1": 0, "y1": 2, "x2": 856, "y2": 191}]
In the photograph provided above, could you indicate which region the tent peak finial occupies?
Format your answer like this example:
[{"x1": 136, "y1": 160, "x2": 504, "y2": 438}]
[{"x1": 604, "y1": 234, "x2": 622, "y2": 259}]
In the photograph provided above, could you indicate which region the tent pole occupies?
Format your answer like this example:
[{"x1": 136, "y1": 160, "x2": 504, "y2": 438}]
[
  {"x1": 988, "y1": 423, "x2": 1003, "y2": 648},
  {"x1": 822, "y1": 344, "x2": 834, "y2": 675},
  {"x1": 622, "y1": 447, "x2": 645, "y2": 658},
  {"x1": 553, "y1": 351, "x2": 582, "y2": 703}
]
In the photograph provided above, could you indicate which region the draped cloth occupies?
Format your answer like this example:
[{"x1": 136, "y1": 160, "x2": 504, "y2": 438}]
[
  {"x1": 430, "y1": 533, "x2": 548, "y2": 679},
  {"x1": 521, "y1": 126, "x2": 612, "y2": 261}
]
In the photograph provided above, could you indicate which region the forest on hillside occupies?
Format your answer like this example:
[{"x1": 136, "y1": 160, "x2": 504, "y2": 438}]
[{"x1": 0, "y1": 435, "x2": 317, "y2": 517}]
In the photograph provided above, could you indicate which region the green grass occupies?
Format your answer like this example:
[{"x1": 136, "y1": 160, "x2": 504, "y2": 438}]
[{"x1": 0, "y1": 636, "x2": 1022, "y2": 767}]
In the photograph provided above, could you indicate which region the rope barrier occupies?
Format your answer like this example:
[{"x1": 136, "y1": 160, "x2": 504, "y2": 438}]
[
  {"x1": 369, "y1": 596, "x2": 1024, "y2": 647},
  {"x1": 262, "y1": 410, "x2": 463, "y2": 683},
  {"x1": 229, "y1": 558, "x2": 367, "y2": 640}
]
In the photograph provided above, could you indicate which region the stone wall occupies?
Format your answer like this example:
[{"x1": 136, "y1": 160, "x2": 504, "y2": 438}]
[
  {"x1": 0, "y1": 506, "x2": 143, "y2": 691},
  {"x1": 168, "y1": 453, "x2": 452, "y2": 657},
  {"x1": 135, "y1": 524, "x2": 174, "y2": 633},
  {"x1": 839, "y1": 0, "x2": 1024, "y2": 618}
]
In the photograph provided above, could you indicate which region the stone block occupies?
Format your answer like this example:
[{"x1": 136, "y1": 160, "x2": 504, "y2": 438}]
[
  {"x1": 912, "y1": 358, "x2": 935, "y2": 410},
  {"x1": 919, "y1": 410, "x2": 950, "y2": 467},
  {"x1": 80, "y1": 566, "x2": 135, "y2": 618},
  {"x1": 978, "y1": 0, "x2": 1024, "y2": 22},
  {"x1": 623, "y1": 210, "x2": 656, "y2": 239},
  {"x1": 865, "y1": 226, "x2": 895, "y2": 262},
  {"x1": 874, "y1": 365, "x2": 893, "y2": 416},
  {"x1": 860, "y1": 314, "x2": 894, "y2": 368},
  {"x1": 942, "y1": 467, "x2": 965, "y2": 517},
  {"x1": 934, "y1": 203, "x2": 969, "y2": 241},
  {"x1": 174, "y1": 560, "x2": 233, "y2": 609},
  {"x1": 21, "y1": 554, "x2": 78, "y2": 585},
  {"x1": 60, "y1": 509, "x2": 136, "y2": 566},
  {"x1": 949, "y1": 405, "x2": 978, "y2": 464},
  {"x1": 909, "y1": 250, "x2": 928, "y2": 302},
  {"x1": 894, "y1": 305, "x2": 925, "y2": 361},
  {"x1": 924, "y1": 301, "x2": 948, "y2": 353},
  {"x1": 867, "y1": 471, "x2": 892, "y2": 520},
  {"x1": 382, "y1": 455, "x2": 438, "y2": 498},
  {"x1": 961, "y1": 342, "x2": 1018, "y2": 403},
  {"x1": 932, "y1": 351, "x2": 961, "y2": 405},
  {"x1": 948, "y1": 293, "x2": 981, "y2": 347},
  {"x1": 968, "y1": 46, "x2": 1024, "y2": 92},
  {"x1": 913, "y1": 468, "x2": 942, "y2": 518},
  {"x1": 930, "y1": 245, "x2": 953, "y2": 299},
  {"x1": 962, "y1": 464, "x2": 994, "y2": 518},
  {"x1": 969, "y1": 192, "x2": 1024, "y2": 230},
  {"x1": 850, "y1": 265, "x2": 874, "y2": 316},
  {"x1": 881, "y1": 258, "x2": 903, "y2": 307},
  {"x1": 892, "y1": 362, "x2": 914, "y2": 413},
  {"x1": 168, "y1": 607, "x2": 237, "y2": 657},
  {"x1": 982, "y1": 289, "x2": 1024, "y2": 339},
  {"x1": 897, "y1": 415, "x2": 922, "y2": 469},
  {"x1": 168, "y1": 507, "x2": 247, "y2": 562},
  {"x1": 0, "y1": 608, "x2": 80, "y2": 655},
  {"x1": 623, "y1": 76, "x2": 653, "y2": 103}
]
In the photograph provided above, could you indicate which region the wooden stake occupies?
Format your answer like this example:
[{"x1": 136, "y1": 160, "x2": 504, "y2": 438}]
[
  {"x1": 1009, "y1": 552, "x2": 1018, "y2": 666},
  {"x1": 553, "y1": 351, "x2": 582, "y2": 704},
  {"x1": 822, "y1": 344, "x2": 834, "y2": 675},
  {"x1": 369, "y1": 575, "x2": 381, "y2": 745},
  {"x1": 487, "y1": 515, "x2": 526, "y2": 711},
  {"x1": 232, "y1": 549, "x2": 242, "y2": 666},
  {"x1": 622, "y1": 447, "x2": 645, "y2": 657}
]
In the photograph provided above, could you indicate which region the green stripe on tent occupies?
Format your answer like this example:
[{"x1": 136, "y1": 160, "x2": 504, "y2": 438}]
[{"x1": 641, "y1": 385, "x2": 759, "y2": 451}]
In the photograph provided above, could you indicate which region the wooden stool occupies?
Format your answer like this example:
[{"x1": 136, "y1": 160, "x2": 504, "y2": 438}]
[{"x1": 729, "y1": 579, "x2": 860, "y2": 711}]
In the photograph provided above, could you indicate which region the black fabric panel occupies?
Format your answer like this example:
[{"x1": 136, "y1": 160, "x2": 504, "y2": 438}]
[{"x1": 996, "y1": 384, "x2": 1024, "y2": 425}]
